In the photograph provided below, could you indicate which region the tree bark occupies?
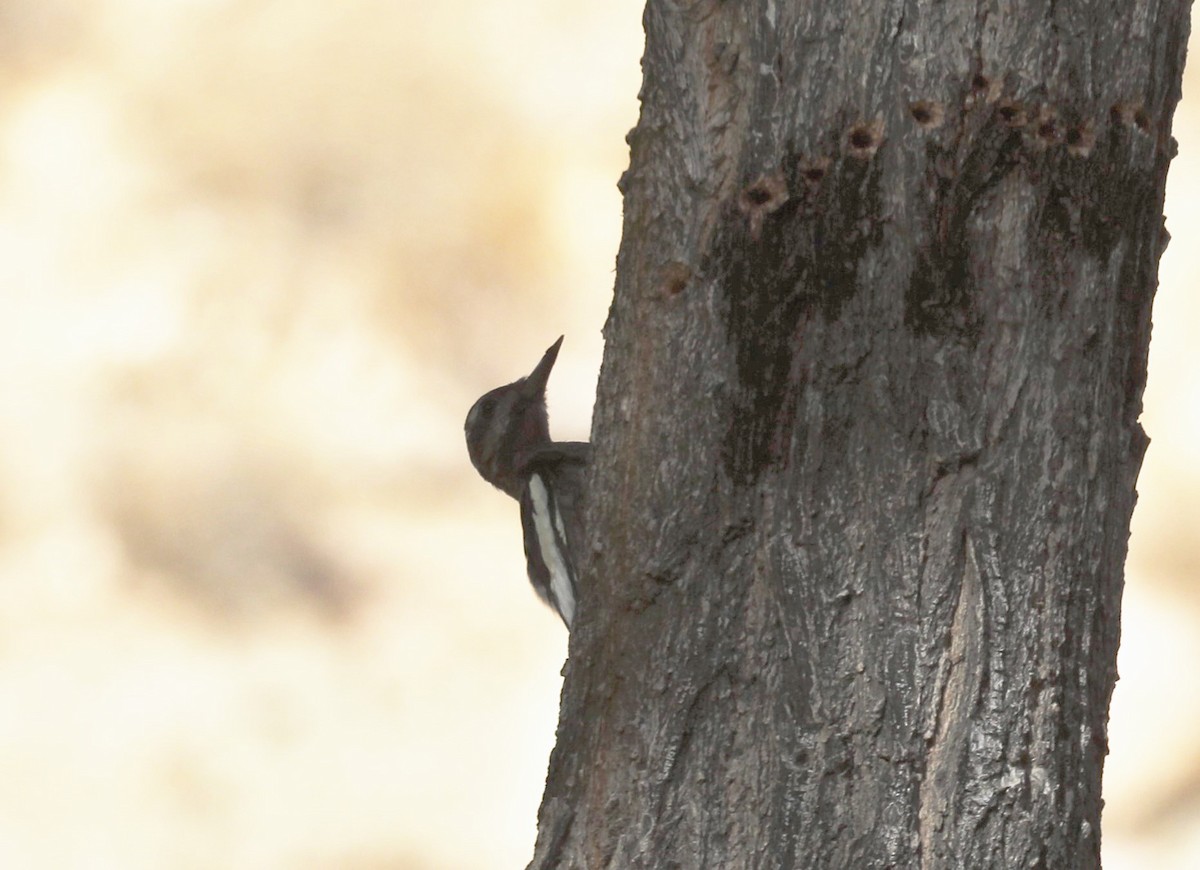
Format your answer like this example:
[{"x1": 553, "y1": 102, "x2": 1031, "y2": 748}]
[{"x1": 533, "y1": 2, "x2": 1190, "y2": 867}]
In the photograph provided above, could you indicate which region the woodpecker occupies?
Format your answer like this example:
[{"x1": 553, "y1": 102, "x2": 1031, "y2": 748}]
[{"x1": 464, "y1": 336, "x2": 589, "y2": 628}]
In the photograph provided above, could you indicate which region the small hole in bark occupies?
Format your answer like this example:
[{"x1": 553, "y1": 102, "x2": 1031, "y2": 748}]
[
  {"x1": 738, "y1": 172, "x2": 788, "y2": 212},
  {"x1": 909, "y1": 100, "x2": 945, "y2": 129},
  {"x1": 1066, "y1": 122, "x2": 1095, "y2": 157},
  {"x1": 967, "y1": 72, "x2": 1002, "y2": 106},
  {"x1": 845, "y1": 120, "x2": 884, "y2": 159},
  {"x1": 659, "y1": 261, "x2": 693, "y2": 298},
  {"x1": 1111, "y1": 101, "x2": 1139, "y2": 127},
  {"x1": 737, "y1": 170, "x2": 789, "y2": 239},
  {"x1": 1031, "y1": 106, "x2": 1060, "y2": 148},
  {"x1": 997, "y1": 99, "x2": 1027, "y2": 127},
  {"x1": 798, "y1": 156, "x2": 831, "y2": 190}
]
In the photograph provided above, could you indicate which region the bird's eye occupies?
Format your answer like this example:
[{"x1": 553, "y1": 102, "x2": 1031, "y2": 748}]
[{"x1": 479, "y1": 397, "x2": 496, "y2": 418}]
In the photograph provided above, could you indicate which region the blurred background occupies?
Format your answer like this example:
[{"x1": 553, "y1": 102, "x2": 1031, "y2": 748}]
[{"x1": 0, "y1": 2, "x2": 1193, "y2": 868}]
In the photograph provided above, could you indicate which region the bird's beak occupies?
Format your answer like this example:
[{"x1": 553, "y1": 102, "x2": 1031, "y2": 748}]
[{"x1": 524, "y1": 335, "x2": 563, "y2": 397}]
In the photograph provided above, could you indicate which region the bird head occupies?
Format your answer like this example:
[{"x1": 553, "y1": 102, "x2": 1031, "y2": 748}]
[{"x1": 465, "y1": 336, "x2": 563, "y2": 498}]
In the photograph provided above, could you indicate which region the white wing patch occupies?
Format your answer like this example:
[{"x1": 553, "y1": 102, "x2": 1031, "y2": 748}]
[{"x1": 528, "y1": 473, "x2": 576, "y2": 627}]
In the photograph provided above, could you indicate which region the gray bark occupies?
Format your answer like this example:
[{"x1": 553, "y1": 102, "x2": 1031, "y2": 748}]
[{"x1": 533, "y1": 2, "x2": 1190, "y2": 867}]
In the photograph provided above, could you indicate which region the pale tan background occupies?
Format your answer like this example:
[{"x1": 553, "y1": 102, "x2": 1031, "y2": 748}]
[{"x1": 0, "y1": 2, "x2": 1194, "y2": 868}]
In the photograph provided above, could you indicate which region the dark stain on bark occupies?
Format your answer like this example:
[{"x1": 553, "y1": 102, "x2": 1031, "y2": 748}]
[
  {"x1": 1030, "y1": 121, "x2": 1163, "y2": 432},
  {"x1": 906, "y1": 109, "x2": 1026, "y2": 338},
  {"x1": 1037, "y1": 123, "x2": 1160, "y2": 269},
  {"x1": 708, "y1": 152, "x2": 885, "y2": 486}
]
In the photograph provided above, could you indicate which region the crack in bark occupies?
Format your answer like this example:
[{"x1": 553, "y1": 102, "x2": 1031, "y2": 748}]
[{"x1": 918, "y1": 534, "x2": 985, "y2": 869}]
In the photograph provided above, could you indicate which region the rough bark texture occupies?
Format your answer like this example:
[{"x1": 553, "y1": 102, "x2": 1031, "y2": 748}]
[{"x1": 533, "y1": 2, "x2": 1190, "y2": 868}]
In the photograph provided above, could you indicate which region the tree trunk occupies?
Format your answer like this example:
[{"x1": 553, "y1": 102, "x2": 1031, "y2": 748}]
[{"x1": 532, "y1": 2, "x2": 1190, "y2": 867}]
